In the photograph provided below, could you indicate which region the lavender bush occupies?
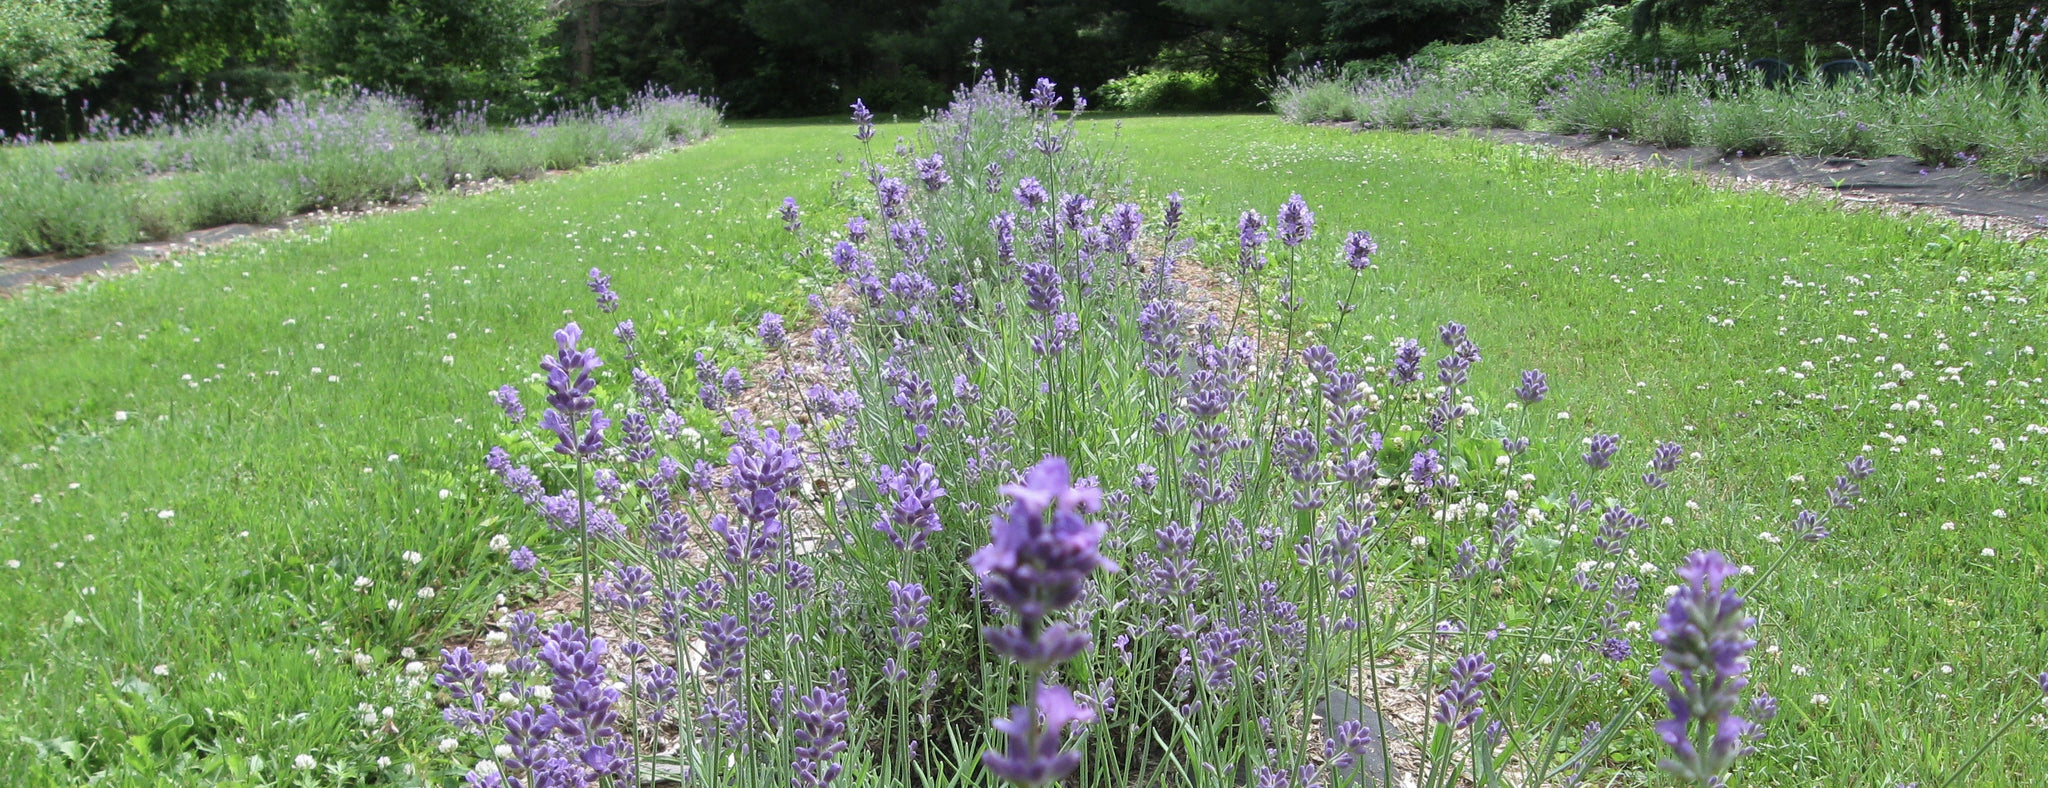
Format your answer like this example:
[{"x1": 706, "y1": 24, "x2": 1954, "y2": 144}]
[
  {"x1": 0, "y1": 88, "x2": 720, "y2": 256},
  {"x1": 450, "y1": 73, "x2": 2039, "y2": 787},
  {"x1": 1275, "y1": 9, "x2": 2048, "y2": 178}
]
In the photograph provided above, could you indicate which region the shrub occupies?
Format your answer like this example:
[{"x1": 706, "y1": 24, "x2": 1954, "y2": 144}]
[
  {"x1": 1098, "y1": 69, "x2": 1230, "y2": 112},
  {"x1": 0, "y1": 160, "x2": 135, "y2": 255}
]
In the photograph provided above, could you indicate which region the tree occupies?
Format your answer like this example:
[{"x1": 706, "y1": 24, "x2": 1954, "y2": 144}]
[
  {"x1": 303, "y1": 0, "x2": 556, "y2": 111},
  {"x1": 0, "y1": 0, "x2": 118, "y2": 95}
]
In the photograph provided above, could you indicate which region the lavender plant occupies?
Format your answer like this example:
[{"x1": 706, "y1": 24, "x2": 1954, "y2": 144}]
[{"x1": 442, "y1": 72, "x2": 2025, "y2": 788}]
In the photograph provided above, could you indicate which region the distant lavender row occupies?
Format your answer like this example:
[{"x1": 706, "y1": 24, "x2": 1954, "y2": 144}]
[
  {"x1": 0, "y1": 88, "x2": 720, "y2": 258},
  {"x1": 1274, "y1": 12, "x2": 2048, "y2": 178}
]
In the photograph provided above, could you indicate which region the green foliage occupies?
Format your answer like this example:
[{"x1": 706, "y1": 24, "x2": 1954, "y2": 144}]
[
  {"x1": 301, "y1": 0, "x2": 555, "y2": 112},
  {"x1": 0, "y1": 156, "x2": 134, "y2": 253},
  {"x1": 0, "y1": 0, "x2": 116, "y2": 95},
  {"x1": 1098, "y1": 68, "x2": 1235, "y2": 112}
]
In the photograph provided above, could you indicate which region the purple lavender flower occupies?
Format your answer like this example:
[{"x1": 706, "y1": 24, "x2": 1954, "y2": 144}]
[
  {"x1": 876, "y1": 178, "x2": 909, "y2": 218},
  {"x1": 1341, "y1": 230, "x2": 1377, "y2": 270},
  {"x1": 888, "y1": 581, "x2": 932, "y2": 651},
  {"x1": 1409, "y1": 448, "x2": 1444, "y2": 488},
  {"x1": 1390, "y1": 340, "x2": 1424, "y2": 386},
  {"x1": 792, "y1": 671, "x2": 850, "y2": 787},
  {"x1": 984, "y1": 682, "x2": 1093, "y2": 786},
  {"x1": 1021, "y1": 263, "x2": 1064, "y2": 313},
  {"x1": 1844, "y1": 455, "x2": 1875, "y2": 480},
  {"x1": 1651, "y1": 550, "x2": 1758, "y2": 785},
  {"x1": 613, "y1": 318, "x2": 637, "y2": 347},
  {"x1": 851, "y1": 99, "x2": 875, "y2": 142},
  {"x1": 541, "y1": 323, "x2": 600, "y2": 416},
  {"x1": 1792, "y1": 510, "x2": 1829, "y2": 542},
  {"x1": 1058, "y1": 193, "x2": 1093, "y2": 231},
  {"x1": 1432, "y1": 652, "x2": 1494, "y2": 730},
  {"x1": 1014, "y1": 177, "x2": 1048, "y2": 211},
  {"x1": 509, "y1": 546, "x2": 538, "y2": 571},
  {"x1": 494, "y1": 385, "x2": 525, "y2": 423},
  {"x1": 780, "y1": 197, "x2": 802, "y2": 233},
  {"x1": 758, "y1": 312, "x2": 786, "y2": 351},
  {"x1": 1028, "y1": 77, "x2": 1060, "y2": 111},
  {"x1": 1583, "y1": 433, "x2": 1620, "y2": 471},
  {"x1": 874, "y1": 460, "x2": 946, "y2": 550},
  {"x1": 587, "y1": 268, "x2": 618, "y2": 313},
  {"x1": 972, "y1": 457, "x2": 1116, "y2": 668},
  {"x1": 1515, "y1": 369, "x2": 1548, "y2": 404},
  {"x1": 1828, "y1": 474, "x2": 1862, "y2": 510},
  {"x1": 1652, "y1": 441, "x2": 1684, "y2": 473},
  {"x1": 915, "y1": 154, "x2": 950, "y2": 192},
  {"x1": 1236, "y1": 210, "x2": 1268, "y2": 273},
  {"x1": 1277, "y1": 193, "x2": 1314, "y2": 246}
]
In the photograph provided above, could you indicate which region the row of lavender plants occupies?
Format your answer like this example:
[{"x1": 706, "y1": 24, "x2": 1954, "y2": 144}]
[
  {"x1": 0, "y1": 88, "x2": 720, "y2": 258},
  {"x1": 453, "y1": 74, "x2": 2045, "y2": 787},
  {"x1": 1274, "y1": 7, "x2": 2048, "y2": 178}
]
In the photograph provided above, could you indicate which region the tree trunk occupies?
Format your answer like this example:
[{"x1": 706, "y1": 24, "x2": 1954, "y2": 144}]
[{"x1": 575, "y1": 1, "x2": 600, "y2": 85}]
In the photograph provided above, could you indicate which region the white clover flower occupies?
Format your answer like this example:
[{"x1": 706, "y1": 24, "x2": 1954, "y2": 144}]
[
  {"x1": 1981, "y1": 547, "x2": 1996, "y2": 557},
  {"x1": 488, "y1": 534, "x2": 510, "y2": 553},
  {"x1": 495, "y1": 744, "x2": 514, "y2": 759},
  {"x1": 115, "y1": 411, "x2": 129, "y2": 421},
  {"x1": 439, "y1": 489, "x2": 453, "y2": 500},
  {"x1": 353, "y1": 652, "x2": 373, "y2": 669},
  {"x1": 354, "y1": 576, "x2": 374, "y2": 590},
  {"x1": 531, "y1": 685, "x2": 553, "y2": 701},
  {"x1": 403, "y1": 551, "x2": 423, "y2": 565},
  {"x1": 376, "y1": 756, "x2": 391, "y2": 768},
  {"x1": 417, "y1": 586, "x2": 436, "y2": 599},
  {"x1": 473, "y1": 760, "x2": 500, "y2": 776},
  {"x1": 158, "y1": 510, "x2": 175, "y2": 520},
  {"x1": 152, "y1": 664, "x2": 170, "y2": 676},
  {"x1": 294, "y1": 754, "x2": 317, "y2": 770},
  {"x1": 438, "y1": 737, "x2": 459, "y2": 753},
  {"x1": 484, "y1": 631, "x2": 508, "y2": 646},
  {"x1": 404, "y1": 661, "x2": 424, "y2": 675},
  {"x1": 1410, "y1": 536, "x2": 1428, "y2": 549},
  {"x1": 1810, "y1": 694, "x2": 1830, "y2": 706},
  {"x1": 1791, "y1": 665, "x2": 1810, "y2": 676}
]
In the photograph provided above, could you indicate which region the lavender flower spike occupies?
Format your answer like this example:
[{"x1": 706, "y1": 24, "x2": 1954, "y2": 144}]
[
  {"x1": 1341, "y1": 230, "x2": 1377, "y2": 270},
  {"x1": 973, "y1": 458, "x2": 1116, "y2": 663},
  {"x1": 780, "y1": 197, "x2": 802, "y2": 233},
  {"x1": 1583, "y1": 433, "x2": 1620, "y2": 471},
  {"x1": 493, "y1": 384, "x2": 525, "y2": 423},
  {"x1": 1515, "y1": 369, "x2": 1548, "y2": 404},
  {"x1": 1651, "y1": 550, "x2": 1759, "y2": 786},
  {"x1": 1432, "y1": 652, "x2": 1494, "y2": 730},
  {"x1": 588, "y1": 268, "x2": 619, "y2": 313},
  {"x1": 984, "y1": 682, "x2": 1094, "y2": 786},
  {"x1": 1277, "y1": 193, "x2": 1315, "y2": 247},
  {"x1": 758, "y1": 312, "x2": 786, "y2": 351}
]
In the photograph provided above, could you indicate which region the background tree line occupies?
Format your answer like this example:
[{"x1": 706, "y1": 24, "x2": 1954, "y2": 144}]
[{"x1": 3, "y1": 0, "x2": 2034, "y2": 137}]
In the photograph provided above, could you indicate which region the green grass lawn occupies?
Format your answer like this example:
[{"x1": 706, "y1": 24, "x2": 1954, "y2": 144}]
[
  {"x1": 1111, "y1": 115, "x2": 2046, "y2": 784},
  {"x1": 0, "y1": 121, "x2": 865, "y2": 783},
  {"x1": 1, "y1": 114, "x2": 2042, "y2": 785}
]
